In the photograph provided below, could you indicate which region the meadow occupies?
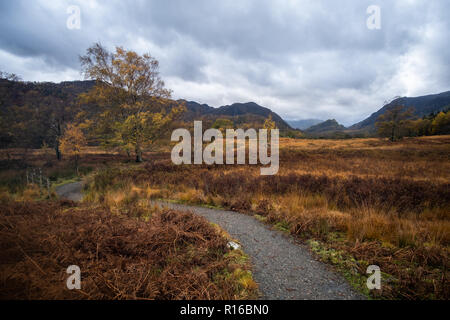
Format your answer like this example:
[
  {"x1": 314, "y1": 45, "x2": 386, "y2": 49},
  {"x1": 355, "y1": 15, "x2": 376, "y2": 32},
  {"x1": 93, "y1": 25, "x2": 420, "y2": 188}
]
[
  {"x1": 0, "y1": 149, "x2": 258, "y2": 300},
  {"x1": 1, "y1": 135, "x2": 449, "y2": 299}
]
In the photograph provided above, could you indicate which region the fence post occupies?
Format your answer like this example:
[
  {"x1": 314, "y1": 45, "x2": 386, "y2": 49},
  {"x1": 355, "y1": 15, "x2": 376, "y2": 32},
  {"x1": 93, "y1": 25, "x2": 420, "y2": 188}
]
[{"x1": 47, "y1": 178, "x2": 51, "y2": 198}]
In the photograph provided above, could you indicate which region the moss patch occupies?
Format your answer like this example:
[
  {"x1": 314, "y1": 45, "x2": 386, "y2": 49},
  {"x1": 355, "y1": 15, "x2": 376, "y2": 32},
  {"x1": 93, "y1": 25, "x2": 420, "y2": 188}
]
[{"x1": 307, "y1": 239, "x2": 379, "y2": 298}]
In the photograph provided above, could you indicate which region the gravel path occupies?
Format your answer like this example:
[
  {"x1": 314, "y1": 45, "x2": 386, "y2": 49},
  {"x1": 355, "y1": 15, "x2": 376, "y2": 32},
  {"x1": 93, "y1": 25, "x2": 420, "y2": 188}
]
[
  {"x1": 156, "y1": 201, "x2": 364, "y2": 300},
  {"x1": 55, "y1": 182, "x2": 364, "y2": 300},
  {"x1": 54, "y1": 181, "x2": 83, "y2": 202}
]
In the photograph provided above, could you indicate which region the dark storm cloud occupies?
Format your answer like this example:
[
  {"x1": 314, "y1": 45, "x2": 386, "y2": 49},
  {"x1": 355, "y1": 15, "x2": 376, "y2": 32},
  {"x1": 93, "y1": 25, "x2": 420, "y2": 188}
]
[
  {"x1": 0, "y1": 1, "x2": 88, "y2": 67},
  {"x1": 0, "y1": 0, "x2": 449, "y2": 125}
]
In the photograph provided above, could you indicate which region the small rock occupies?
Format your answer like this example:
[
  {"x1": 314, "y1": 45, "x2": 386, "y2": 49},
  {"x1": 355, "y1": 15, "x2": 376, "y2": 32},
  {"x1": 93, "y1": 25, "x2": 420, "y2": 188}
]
[{"x1": 227, "y1": 241, "x2": 241, "y2": 250}]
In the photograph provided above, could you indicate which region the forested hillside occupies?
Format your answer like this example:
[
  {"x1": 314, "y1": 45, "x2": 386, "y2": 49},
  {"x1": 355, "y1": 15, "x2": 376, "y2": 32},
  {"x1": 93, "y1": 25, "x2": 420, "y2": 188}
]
[
  {"x1": 351, "y1": 91, "x2": 450, "y2": 131},
  {"x1": 0, "y1": 79, "x2": 96, "y2": 153},
  {"x1": 0, "y1": 79, "x2": 298, "y2": 155}
]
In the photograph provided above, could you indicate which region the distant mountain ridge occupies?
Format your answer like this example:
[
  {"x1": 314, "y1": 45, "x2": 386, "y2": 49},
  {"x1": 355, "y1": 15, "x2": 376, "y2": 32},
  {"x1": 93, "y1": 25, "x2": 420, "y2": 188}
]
[
  {"x1": 350, "y1": 91, "x2": 450, "y2": 131},
  {"x1": 0, "y1": 79, "x2": 299, "y2": 150},
  {"x1": 0, "y1": 79, "x2": 293, "y2": 141},
  {"x1": 294, "y1": 90, "x2": 450, "y2": 135},
  {"x1": 2, "y1": 78, "x2": 449, "y2": 139},
  {"x1": 181, "y1": 100, "x2": 292, "y2": 130}
]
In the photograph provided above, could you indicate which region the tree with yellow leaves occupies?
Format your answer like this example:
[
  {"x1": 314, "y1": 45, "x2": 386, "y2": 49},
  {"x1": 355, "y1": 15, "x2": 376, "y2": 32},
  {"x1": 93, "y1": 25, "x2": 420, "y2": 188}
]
[
  {"x1": 263, "y1": 114, "x2": 277, "y2": 130},
  {"x1": 79, "y1": 43, "x2": 185, "y2": 162},
  {"x1": 431, "y1": 111, "x2": 450, "y2": 135},
  {"x1": 59, "y1": 123, "x2": 87, "y2": 175}
]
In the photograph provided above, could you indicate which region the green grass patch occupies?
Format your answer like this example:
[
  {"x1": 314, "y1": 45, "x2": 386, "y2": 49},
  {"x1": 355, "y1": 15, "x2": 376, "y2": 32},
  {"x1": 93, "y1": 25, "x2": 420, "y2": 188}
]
[
  {"x1": 307, "y1": 239, "x2": 374, "y2": 298},
  {"x1": 254, "y1": 214, "x2": 268, "y2": 223},
  {"x1": 273, "y1": 220, "x2": 291, "y2": 234}
]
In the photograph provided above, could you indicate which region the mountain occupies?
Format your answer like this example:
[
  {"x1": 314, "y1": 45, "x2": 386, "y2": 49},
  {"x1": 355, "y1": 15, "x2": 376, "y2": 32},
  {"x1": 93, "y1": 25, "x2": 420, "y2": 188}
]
[
  {"x1": 305, "y1": 119, "x2": 346, "y2": 133},
  {"x1": 181, "y1": 100, "x2": 292, "y2": 130},
  {"x1": 0, "y1": 79, "x2": 296, "y2": 149},
  {"x1": 350, "y1": 91, "x2": 450, "y2": 131},
  {"x1": 0, "y1": 79, "x2": 291, "y2": 131},
  {"x1": 287, "y1": 119, "x2": 323, "y2": 130}
]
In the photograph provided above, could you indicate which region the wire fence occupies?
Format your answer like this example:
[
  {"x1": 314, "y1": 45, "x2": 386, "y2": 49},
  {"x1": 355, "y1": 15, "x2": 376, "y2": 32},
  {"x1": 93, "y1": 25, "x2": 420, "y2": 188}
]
[{"x1": 25, "y1": 167, "x2": 52, "y2": 198}]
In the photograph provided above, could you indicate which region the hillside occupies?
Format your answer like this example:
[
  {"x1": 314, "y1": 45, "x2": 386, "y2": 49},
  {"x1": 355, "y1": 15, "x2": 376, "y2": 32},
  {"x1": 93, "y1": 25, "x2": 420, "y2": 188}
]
[
  {"x1": 0, "y1": 79, "x2": 96, "y2": 110},
  {"x1": 0, "y1": 79, "x2": 294, "y2": 149},
  {"x1": 181, "y1": 100, "x2": 292, "y2": 130},
  {"x1": 305, "y1": 119, "x2": 346, "y2": 133},
  {"x1": 350, "y1": 91, "x2": 450, "y2": 131},
  {"x1": 0, "y1": 79, "x2": 97, "y2": 149}
]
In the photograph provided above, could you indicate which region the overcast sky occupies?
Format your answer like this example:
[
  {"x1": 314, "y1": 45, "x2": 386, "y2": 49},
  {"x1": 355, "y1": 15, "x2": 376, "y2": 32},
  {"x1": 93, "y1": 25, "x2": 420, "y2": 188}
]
[{"x1": 1, "y1": 0, "x2": 449, "y2": 125}]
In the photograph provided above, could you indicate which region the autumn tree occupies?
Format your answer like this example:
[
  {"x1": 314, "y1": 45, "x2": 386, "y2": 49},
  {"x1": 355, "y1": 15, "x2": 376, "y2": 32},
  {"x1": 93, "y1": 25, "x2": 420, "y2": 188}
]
[
  {"x1": 431, "y1": 110, "x2": 450, "y2": 135},
  {"x1": 59, "y1": 123, "x2": 87, "y2": 175},
  {"x1": 79, "y1": 43, "x2": 185, "y2": 162},
  {"x1": 40, "y1": 95, "x2": 74, "y2": 160},
  {"x1": 375, "y1": 105, "x2": 414, "y2": 142},
  {"x1": 263, "y1": 114, "x2": 277, "y2": 130}
]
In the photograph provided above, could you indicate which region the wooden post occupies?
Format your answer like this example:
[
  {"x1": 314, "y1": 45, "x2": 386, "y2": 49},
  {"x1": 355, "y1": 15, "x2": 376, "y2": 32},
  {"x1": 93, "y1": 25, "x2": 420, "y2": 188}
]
[
  {"x1": 47, "y1": 178, "x2": 51, "y2": 198},
  {"x1": 39, "y1": 168, "x2": 43, "y2": 189}
]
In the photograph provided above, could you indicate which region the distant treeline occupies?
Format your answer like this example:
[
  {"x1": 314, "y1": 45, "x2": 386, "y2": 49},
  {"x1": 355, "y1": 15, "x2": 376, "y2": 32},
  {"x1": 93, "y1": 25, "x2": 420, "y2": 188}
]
[
  {"x1": 375, "y1": 105, "x2": 450, "y2": 142},
  {"x1": 304, "y1": 107, "x2": 450, "y2": 140},
  {"x1": 403, "y1": 108, "x2": 450, "y2": 136}
]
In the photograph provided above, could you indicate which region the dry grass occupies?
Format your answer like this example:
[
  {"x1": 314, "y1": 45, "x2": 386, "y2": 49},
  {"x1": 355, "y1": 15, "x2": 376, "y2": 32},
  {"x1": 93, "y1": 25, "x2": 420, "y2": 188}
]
[
  {"x1": 279, "y1": 136, "x2": 450, "y2": 182},
  {"x1": 0, "y1": 198, "x2": 258, "y2": 300},
  {"x1": 2, "y1": 135, "x2": 449, "y2": 299},
  {"x1": 79, "y1": 135, "x2": 449, "y2": 299}
]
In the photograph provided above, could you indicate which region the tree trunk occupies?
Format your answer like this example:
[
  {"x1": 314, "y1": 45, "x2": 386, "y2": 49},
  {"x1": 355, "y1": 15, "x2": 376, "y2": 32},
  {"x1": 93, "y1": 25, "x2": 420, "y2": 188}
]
[
  {"x1": 135, "y1": 144, "x2": 143, "y2": 163},
  {"x1": 56, "y1": 121, "x2": 62, "y2": 160},
  {"x1": 76, "y1": 159, "x2": 79, "y2": 176},
  {"x1": 55, "y1": 145, "x2": 62, "y2": 161}
]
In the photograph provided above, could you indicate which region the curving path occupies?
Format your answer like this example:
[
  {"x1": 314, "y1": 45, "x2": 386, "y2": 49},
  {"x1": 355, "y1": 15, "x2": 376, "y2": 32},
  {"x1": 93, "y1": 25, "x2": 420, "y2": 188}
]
[{"x1": 55, "y1": 182, "x2": 364, "y2": 300}]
